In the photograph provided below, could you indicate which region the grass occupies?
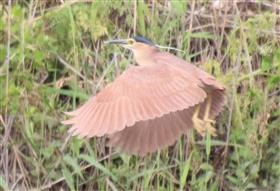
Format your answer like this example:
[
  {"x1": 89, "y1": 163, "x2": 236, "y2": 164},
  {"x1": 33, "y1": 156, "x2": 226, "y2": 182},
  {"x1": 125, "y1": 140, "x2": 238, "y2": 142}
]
[{"x1": 1, "y1": 0, "x2": 280, "y2": 190}]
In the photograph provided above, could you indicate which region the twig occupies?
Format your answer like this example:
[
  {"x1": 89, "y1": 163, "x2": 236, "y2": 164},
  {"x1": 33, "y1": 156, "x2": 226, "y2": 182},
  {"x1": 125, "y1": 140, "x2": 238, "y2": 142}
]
[
  {"x1": 219, "y1": 49, "x2": 241, "y2": 190},
  {"x1": 93, "y1": 53, "x2": 118, "y2": 94},
  {"x1": 268, "y1": 89, "x2": 280, "y2": 98},
  {"x1": 106, "y1": 178, "x2": 118, "y2": 191},
  {"x1": 56, "y1": 55, "x2": 94, "y2": 85},
  {"x1": 187, "y1": 0, "x2": 195, "y2": 53},
  {"x1": 234, "y1": 3, "x2": 254, "y2": 87},
  {"x1": 133, "y1": 0, "x2": 137, "y2": 36},
  {"x1": 2, "y1": 0, "x2": 12, "y2": 188}
]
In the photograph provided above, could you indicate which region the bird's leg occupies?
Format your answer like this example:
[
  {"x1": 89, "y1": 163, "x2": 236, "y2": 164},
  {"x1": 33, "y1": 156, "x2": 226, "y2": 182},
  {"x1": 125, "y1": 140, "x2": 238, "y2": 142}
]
[
  {"x1": 203, "y1": 95, "x2": 217, "y2": 136},
  {"x1": 192, "y1": 95, "x2": 217, "y2": 137},
  {"x1": 192, "y1": 105, "x2": 206, "y2": 136}
]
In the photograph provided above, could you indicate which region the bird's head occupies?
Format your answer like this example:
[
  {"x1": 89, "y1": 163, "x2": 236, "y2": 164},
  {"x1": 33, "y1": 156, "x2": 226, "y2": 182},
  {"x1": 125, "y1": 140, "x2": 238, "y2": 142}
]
[
  {"x1": 105, "y1": 36, "x2": 159, "y2": 65},
  {"x1": 105, "y1": 36, "x2": 157, "y2": 53}
]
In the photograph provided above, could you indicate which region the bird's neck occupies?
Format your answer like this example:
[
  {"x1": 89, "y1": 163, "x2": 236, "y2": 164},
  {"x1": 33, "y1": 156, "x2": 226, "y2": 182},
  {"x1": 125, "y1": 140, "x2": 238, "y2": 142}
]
[{"x1": 133, "y1": 47, "x2": 159, "y2": 66}]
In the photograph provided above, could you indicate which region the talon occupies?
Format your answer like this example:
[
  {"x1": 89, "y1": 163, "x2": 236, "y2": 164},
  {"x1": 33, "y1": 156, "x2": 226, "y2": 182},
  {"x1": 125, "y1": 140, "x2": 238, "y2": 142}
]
[
  {"x1": 192, "y1": 95, "x2": 218, "y2": 137},
  {"x1": 192, "y1": 117, "x2": 206, "y2": 136},
  {"x1": 203, "y1": 95, "x2": 217, "y2": 137},
  {"x1": 205, "y1": 123, "x2": 217, "y2": 136},
  {"x1": 204, "y1": 118, "x2": 216, "y2": 124},
  {"x1": 192, "y1": 105, "x2": 206, "y2": 136}
]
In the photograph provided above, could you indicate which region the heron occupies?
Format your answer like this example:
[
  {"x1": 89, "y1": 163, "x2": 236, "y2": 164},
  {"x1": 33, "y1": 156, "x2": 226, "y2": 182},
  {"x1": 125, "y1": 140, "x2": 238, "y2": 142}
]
[{"x1": 62, "y1": 36, "x2": 225, "y2": 156}]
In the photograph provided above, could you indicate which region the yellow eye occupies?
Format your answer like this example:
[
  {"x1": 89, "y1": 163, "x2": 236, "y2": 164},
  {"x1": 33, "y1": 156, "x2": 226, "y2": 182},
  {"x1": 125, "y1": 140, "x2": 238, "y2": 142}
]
[{"x1": 127, "y1": 39, "x2": 135, "y2": 44}]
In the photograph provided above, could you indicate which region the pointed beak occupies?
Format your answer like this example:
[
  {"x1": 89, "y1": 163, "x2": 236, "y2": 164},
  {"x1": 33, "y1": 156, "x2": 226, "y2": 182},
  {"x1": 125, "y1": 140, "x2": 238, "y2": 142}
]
[{"x1": 104, "y1": 39, "x2": 129, "y2": 45}]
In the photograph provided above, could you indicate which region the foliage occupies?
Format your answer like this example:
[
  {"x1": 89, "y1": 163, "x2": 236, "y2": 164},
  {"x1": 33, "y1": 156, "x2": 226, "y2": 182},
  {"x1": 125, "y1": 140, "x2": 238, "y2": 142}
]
[{"x1": 0, "y1": 1, "x2": 279, "y2": 190}]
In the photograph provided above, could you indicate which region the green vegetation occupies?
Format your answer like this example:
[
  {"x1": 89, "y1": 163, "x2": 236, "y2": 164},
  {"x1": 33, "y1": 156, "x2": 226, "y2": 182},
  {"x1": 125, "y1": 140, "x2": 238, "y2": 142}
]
[{"x1": 1, "y1": 1, "x2": 279, "y2": 190}]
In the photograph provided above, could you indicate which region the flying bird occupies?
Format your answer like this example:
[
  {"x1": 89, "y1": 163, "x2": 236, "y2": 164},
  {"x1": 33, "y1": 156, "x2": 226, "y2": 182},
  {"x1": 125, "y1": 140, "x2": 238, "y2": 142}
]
[{"x1": 62, "y1": 36, "x2": 225, "y2": 156}]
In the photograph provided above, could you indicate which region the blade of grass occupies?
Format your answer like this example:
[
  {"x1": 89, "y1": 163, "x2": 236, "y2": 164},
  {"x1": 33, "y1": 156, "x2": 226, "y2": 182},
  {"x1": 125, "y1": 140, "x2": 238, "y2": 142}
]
[
  {"x1": 79, "y1": 154, "x2": 117, "y2": 182},
  {"x1": 180, "y1": 151, "x2": 193, "y2": 191}
]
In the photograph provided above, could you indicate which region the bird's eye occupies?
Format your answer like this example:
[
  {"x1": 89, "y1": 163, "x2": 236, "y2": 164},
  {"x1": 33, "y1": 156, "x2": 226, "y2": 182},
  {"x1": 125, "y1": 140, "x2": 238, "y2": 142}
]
[{"x1": 128, "y1": 39, "x2": 135, "y2": 44}]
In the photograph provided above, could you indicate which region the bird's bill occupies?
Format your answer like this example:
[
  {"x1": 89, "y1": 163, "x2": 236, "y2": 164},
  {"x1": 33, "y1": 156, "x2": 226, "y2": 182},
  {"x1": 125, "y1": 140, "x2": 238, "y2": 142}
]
[{"x1": 104, "y1": 39, "x2": 129, "y2": 45}]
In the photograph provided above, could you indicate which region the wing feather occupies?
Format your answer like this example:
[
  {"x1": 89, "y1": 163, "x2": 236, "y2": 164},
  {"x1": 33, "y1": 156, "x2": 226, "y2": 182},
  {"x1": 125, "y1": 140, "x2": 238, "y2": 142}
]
[
  {"x1": 110, "y1": 101, "x2": 120, "y2": 133},
  {"x1": 156, "y1": 52, "x2": 225, "y2": 91},
  {"x1": 129, "y1": 122, "x2": 146, "y2": 153},
  {"x1": 95, "y1": 103, "x2": 113, "y2": 136},
  {"x1": 108, "y1": 108, "x2": 194, "y2": 155},
  {"x1": 83, "y1": 104, "x2": 105, "y2": 138},
  {"x1": 64, "y1": 62, "x2": 208, "y2": 138},
  {"x1": 66, "y1": 97, "x2": 96, "y2": 117},
  {"x1": 79, "y1": 104, "x2": 104, "y2": 137},
  {"x1": 68, "y1": 103, "x2": 99, "y2": 136}
]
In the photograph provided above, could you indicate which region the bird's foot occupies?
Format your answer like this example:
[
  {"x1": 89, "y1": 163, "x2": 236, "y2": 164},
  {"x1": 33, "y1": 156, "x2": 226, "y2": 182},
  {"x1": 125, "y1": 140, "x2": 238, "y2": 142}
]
[
  {"x1": 204, "y1": 117, "x2": 217, "y2": 137},
  {"x1": 192, "y1": 116, "x2": 206, "y2": 136},
  {"x1": 192, "y1": 115, "x2": 217, "y2": 137}
]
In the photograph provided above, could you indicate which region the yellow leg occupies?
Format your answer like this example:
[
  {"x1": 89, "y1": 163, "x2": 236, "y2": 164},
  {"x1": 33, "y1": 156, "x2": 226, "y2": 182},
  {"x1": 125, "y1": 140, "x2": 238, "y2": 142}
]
[
  {"x1": 192, "y1": 105, "x2": 206, "y2": 136},
  {"x1": 192, "y1": 95, "x2": 217, "y2": 137},
  {"x1": 203, "y1": 95, "x2": 217, "y2": 136}
]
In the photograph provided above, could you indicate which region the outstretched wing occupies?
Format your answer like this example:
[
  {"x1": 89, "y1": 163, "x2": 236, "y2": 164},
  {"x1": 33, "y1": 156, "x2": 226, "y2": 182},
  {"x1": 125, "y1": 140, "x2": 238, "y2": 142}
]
[
  {"x1": 62, "y1": 62, "x2": 207, "y2": 138},
  {"x1": 107, "y1": 88, "x2": 225, "y2": 156},
  {"x1": 107, "y1": 106, "x2": 195, "y2": 156}
]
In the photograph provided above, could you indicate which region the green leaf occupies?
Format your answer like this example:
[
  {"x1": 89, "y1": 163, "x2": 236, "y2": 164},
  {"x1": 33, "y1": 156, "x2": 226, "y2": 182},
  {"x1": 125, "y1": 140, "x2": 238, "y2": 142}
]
[
  {"x1": 62, "y1": 168, "x2": 75, "y2": 191},
  {"x1": 171, "y1": 0, "x2": 187, "y2": 16},
  {"x1": 12, "y1": 5, "x2": 24, "y2": 18},
  {"x1": 268, "y1": 75, "x2": 280, "y2": 89},
  {"x1": 64, "y1": 155, "x2": 83, "y2": 178},
  {"x1": 0, "y1": 176, "x2": 8, "y2": 190},
  {"x1": 43, "y1": 87, "x2": 89, "y2": 100},
  {"x1": 273, "y1": 48, "x2": 280, "y2": 67},
  {"x1": 200, "y1": 163, "x2": 213, "y2": 171},
  {"x1": 206, "y1": 130, "x2": 211, "y2": 160},
  {"x1": 79, "y1": 154, "x2": 117, "y2": 181},
  {"x1": 261, "y1": 56, "x2": 272, "y2": 71},
  {"x1": 180, "y1": 151, "x2": 193, "y2": 190},
  {"x1": 137, "y1": 1, "x2": 149, "y2": 35},
  {"x1": 190, "y1": 32, "x2": 215, "y2": 39},
  {"x1": 34, "y1": 51, "x2": 44, "y2": 63}
]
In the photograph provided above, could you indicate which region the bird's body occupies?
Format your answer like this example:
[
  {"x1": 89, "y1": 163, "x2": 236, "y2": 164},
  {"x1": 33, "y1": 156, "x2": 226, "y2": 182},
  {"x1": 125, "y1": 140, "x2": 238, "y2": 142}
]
[{"x1": 63, "y1": 37, "x2": 225, "y2": 156}]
